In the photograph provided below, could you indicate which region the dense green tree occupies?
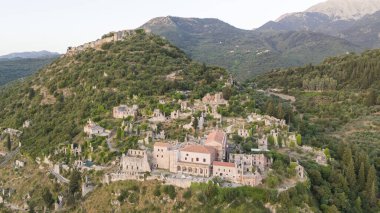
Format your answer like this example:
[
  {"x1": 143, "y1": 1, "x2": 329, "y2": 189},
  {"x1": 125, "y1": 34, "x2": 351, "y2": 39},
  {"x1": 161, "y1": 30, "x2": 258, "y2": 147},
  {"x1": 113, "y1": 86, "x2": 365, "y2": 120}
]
[
  {"x1": 163, "y1": 185, "x2": 176, "y2": 199},
  {"x1": 183, "y1": 189, "x2": 192, "y2": 199},
  {"x1": 325, "y1": 205, "x2": 339, "y2": 213},
  {"x1": 222, "y1": 86, "x2": 232, "y2": 100},
  {"x1": 192, "y1": 117, "x2": 198, "y2": 130},
  {"x1": 324, "y1": 148, "x2": 330, "y2": 159},
  {"x1": 366, "y1": 90, "x2": 377, "y2": 106},
  {"x1": 116, "y1": 127, "x2": 122, "y2": 140},
  {"x1": 69, "y1": 170, "x2": 82, "y2": 195},
  {"x1": 296, "y1": 134, "x2": 302, "y2": 146},
  {"x1": 28, "y1": 88, "x2": 35, "y2": 100},
  {"x1": 358, "y1": 162, "x2": 366, "y2": 191},
  {"x1": 342, "y1": 147, "x2": 356, "y2": 190},
  {"x1": 268, "y1": 135, "x2": 275, "y2": 149},
  {"x1": 354, "y1": 197, "x2": 363, "y2": 213},
  {"x1": 277, "y1": 103, "x2": 285, "y2": 119},
  {"x1": 41, "y1": 187, "x2": 54, "y2": 209},
  {"x1": 5, "y1": 134, "x2": 11, "y2": 151},
  {"x1": 365, "y1": 165, "x2": 377, "y2": 207},
  {"x1": 277, "y1": 135, "x2": 283, "y2": 148},
  {"x1": 153, "y1": 185, "x2": 161, "y2": 197},
  {"x1": 266, "y1": 100, "x2": 274, "y2": 116}
]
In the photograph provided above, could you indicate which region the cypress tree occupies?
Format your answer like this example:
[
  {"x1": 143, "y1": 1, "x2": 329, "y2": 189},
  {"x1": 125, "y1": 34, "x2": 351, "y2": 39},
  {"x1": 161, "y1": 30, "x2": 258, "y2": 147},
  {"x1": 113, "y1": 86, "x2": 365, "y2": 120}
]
[
  {"x1": 69, "y1": 170, "x2": 82, "y2": 195},
  {"x1": 365, "y1": 165, "x2": 377, "y2": 206},
  {"x1": 357, "y1": 162, "x2": 365, "y2": 191},
  {"x1": 353, "y1": 197, "x2": 363, "y2": 213},
  {"x1": 116, "y1": 127, "x2": 122, "y2": 140},
  {"x1": 365, "y1": 89, "x2": 377, "y2": 106},
  {"x1": 192, "y1": 117, "x2": 198, "y2": 130},
  {"x1": 266, "y1": 100, "x2": 274, "y2": 116},
  {"x1": 342, "y1": 147, "x2": 356, "y2": 189},
  {"x1": 42, "y1": 187, "x2": 54, "y2": 209},
  {"x1": 277, "y1": 103, "x2": 285, "y2": 119},
  {"x1": 5, "y1": 134, "x2": 11, "y2": 151}
]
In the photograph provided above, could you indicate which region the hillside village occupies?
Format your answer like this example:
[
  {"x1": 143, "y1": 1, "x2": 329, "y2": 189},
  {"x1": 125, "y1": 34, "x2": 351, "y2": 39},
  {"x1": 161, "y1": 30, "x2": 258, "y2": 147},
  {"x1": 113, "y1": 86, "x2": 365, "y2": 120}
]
[
  {"x1": 2, "y1": 0, "x2": 380, "y2": 211},
  {"x1": 0, "y1": 82, "x2": 327, "y2": 210},
  {"x1": 100, "y1": 92, "x2": 303, "y2": 188},
  {"x1": 0, "y1": 31, "x2": 333, "y2": 212},
  {"x1": 0, "y1": 29, "x2": 347, "y2": 212}
]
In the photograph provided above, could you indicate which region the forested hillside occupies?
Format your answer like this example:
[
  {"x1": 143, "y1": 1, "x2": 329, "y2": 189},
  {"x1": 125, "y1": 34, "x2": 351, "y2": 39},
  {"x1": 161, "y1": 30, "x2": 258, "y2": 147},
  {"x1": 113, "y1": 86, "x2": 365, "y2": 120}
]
[
  {"x1": 251, "y1": 49, "x2": 380, "y2": 212},
  {"x1": 255, "y1": 49, "x2": 380, "y2": 91},
  {"x1": 0, "y1": 30, "x2": 227, "y2": 157},
  {"x1": 0, "y1": 57, "x2": 57, "y2": 86}
]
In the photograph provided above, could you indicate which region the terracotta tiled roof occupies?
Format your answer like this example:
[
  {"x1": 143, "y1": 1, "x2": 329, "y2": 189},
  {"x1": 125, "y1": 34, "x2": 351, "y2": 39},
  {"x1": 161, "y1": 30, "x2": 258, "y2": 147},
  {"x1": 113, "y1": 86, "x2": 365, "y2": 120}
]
[
  {"x1": 181, "y1": 144, "x2": 216, "y2": 154},
  {"x1": 154, "y1": 142, "x2": 171, "y2": 148},
  {"x1": 213, "y1": 161, "x2": 235, "y2": 168},
  {"x1": 205, "y1": 130, "x2": 226, "y2": 145}
]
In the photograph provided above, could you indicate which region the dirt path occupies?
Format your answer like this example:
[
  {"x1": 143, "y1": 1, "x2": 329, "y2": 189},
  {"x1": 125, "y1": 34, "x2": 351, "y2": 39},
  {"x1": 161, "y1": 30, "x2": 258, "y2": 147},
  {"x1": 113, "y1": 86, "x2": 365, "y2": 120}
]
[
  {"x1": 258, "y1": 89, "x2": 297, "y2": 111},
  {"x1": 266, "y1": 91, "x2": 296, "y2": 103}
]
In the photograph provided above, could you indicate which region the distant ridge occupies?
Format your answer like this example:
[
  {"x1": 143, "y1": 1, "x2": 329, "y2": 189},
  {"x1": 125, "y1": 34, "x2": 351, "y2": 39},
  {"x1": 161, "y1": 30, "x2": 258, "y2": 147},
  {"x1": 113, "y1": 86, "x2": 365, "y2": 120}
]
[{"x1": 0, "y1": 50, "x2": 60, "y2": 59}]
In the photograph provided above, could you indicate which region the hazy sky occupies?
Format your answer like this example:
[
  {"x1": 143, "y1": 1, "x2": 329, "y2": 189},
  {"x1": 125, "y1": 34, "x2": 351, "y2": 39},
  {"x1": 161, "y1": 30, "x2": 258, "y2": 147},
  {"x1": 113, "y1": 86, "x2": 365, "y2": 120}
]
[{"x1": 0, "y1": 0, "x2": 324, "y2": 55}]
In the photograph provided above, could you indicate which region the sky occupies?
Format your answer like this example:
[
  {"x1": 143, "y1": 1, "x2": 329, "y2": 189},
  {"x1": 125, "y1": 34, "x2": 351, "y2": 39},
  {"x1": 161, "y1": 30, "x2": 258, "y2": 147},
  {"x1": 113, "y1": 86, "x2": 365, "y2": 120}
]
[{"x1": 0, "y1": 0, "x2": 324, "y2": 55}]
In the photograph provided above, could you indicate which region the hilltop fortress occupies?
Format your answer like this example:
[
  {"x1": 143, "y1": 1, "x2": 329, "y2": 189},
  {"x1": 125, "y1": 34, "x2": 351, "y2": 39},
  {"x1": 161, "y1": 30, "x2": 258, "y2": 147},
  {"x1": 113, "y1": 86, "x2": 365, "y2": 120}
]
[{"x1": 66, "y1": 30, "x2": 139, "y2": 55}]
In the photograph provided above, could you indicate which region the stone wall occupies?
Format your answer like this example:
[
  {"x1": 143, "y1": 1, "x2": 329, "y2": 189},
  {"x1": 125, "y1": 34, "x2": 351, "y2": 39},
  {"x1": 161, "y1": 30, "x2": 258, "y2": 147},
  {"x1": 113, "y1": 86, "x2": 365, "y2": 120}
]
[
  {"x1": 164, "y1": 177, "x2": 193, "y2": 188},
  {"x1": 66, "y1": 30, "x2": 137, "y2": 55}
]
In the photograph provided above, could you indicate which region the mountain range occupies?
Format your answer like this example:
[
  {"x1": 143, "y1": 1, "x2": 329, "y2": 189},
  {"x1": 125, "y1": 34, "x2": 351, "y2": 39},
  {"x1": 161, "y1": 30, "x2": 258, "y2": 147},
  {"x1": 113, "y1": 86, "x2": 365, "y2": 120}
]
[
  {"x1": 258, "y1": 0, "x2": 380, "y2": 49},
  {"x1": 1, "y1": 0, "x2": 380, "y2": 84},
  {"x1": 141, "y1": 16, "x2": 359, "y2": 80},
  {"x1": 140, "y1": 0, "x2": 380, "y2": 80}
]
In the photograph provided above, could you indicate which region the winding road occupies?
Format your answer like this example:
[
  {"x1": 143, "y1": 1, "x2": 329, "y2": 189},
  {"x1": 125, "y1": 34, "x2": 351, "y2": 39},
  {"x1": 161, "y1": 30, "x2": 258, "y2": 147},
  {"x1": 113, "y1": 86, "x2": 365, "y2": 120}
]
[{"x1": 49, "y1": 169, "x2": 69, "y2": 184}]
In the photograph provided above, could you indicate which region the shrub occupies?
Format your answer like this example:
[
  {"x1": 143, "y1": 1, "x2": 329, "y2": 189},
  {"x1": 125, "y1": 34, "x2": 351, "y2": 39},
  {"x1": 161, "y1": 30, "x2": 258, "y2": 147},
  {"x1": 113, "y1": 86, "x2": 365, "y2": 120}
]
[
  {"x1": 153, "y1": 185, "x2": 161, "y2": 197},
  {"x1": 128, "y1": 193, "x2": 139, "y2": 204},
  {"x1": 163, "y1": 185, "x2": 176, "y2": 199},
  {"x1": 183, "y1": 189, "x2": 192, "y2": 199}
]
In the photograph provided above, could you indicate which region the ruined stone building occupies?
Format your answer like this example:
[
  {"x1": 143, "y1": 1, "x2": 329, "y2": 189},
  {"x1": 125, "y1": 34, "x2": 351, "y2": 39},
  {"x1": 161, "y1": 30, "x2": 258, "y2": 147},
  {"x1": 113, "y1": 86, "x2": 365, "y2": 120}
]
[
  {"x1": 229, "y1": 153, "x2": 272, "y2": 172},
  {"x1": 105, "y1": 149, "x2": 151, "y2": 183},
  {"x1": 83, "y1": 119, "x2": 107, "y2": 136},
  {"x1": 113, "y1": 105, "x2": 138, "y2": 119}
]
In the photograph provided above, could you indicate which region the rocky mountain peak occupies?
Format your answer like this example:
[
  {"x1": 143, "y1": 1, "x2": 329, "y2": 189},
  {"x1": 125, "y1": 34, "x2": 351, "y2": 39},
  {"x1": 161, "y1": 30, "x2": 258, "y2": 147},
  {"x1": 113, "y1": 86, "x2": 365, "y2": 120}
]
[
  {"x1": 144, "y1": 16, "x2": 176, "y2": 27},
  {"x1": 306, "y1": 0, "x2": 380, "y2": 20}
]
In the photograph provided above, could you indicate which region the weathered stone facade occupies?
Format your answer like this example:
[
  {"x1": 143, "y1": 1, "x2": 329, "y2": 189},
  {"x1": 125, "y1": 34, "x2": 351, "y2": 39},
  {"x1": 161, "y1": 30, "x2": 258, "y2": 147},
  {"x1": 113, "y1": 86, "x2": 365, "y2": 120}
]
[
  {"x1": 205, "y1": 130, "x2": 227, "y2": 161},
  {"x1": 113, "y1": 105, "x2": 138, "y2": 119},
  {"x1": 229, "y1": 153, "x2": 272, "y2": 172}
]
